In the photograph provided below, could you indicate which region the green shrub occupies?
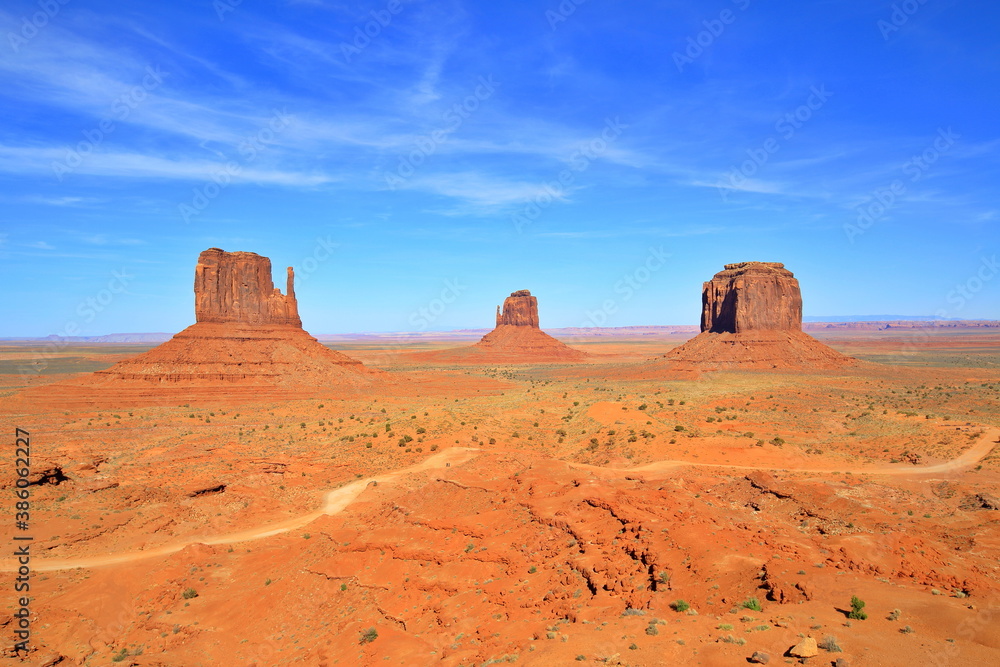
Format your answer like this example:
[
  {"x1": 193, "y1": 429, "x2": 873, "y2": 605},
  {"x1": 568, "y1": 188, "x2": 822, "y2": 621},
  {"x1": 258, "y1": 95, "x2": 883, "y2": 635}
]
[
  {"x1": 359, "y1": 627, "x2": 378, "y2": 644},
  {"x1": 742, "y1": 597, "x2": 762, "y2": 612},
  {"x1": 671, "y1": 599, "x2": 690, "y2": 612},
  {"x1": 181, "y1": 588, "x2": 198, "y2": 599},
  {"x1": 848, "y1": 595, "x2": 867, "y2": 620}
]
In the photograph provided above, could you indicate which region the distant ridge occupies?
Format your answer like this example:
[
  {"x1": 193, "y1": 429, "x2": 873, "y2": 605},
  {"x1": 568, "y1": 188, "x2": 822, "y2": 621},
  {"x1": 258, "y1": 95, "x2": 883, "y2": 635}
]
[
  {"x1": 0, "y1": 333, "x2": 175, "y2": 343},
  {"x1": 3, "y1": 320, "x2": 997, "y2": 343},
  {"x1": 803, "y1": 315, "x2": 962, "y2": 322}
]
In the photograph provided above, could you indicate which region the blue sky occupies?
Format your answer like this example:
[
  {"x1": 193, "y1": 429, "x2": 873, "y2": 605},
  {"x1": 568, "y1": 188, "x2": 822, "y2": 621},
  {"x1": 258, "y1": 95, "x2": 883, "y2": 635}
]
[{"x1": 1, "y1": 0, "x2": 997, "y2": 335}]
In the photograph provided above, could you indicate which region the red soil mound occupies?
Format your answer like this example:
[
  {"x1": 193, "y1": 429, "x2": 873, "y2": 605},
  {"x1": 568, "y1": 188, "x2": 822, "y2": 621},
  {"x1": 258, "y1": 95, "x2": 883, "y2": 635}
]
[{"x1": 665, "y1": 329, "x2": 857, "y2": 370}]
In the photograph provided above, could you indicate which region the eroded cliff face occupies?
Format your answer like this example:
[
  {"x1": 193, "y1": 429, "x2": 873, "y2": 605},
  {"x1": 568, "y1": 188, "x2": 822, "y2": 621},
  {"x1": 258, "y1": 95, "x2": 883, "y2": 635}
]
[
  {"x1": 701, "y1": 262, "x2": 803, "y2": 334},
  {"x1": 194, "y1": 248, "x2": 300, "y2": 326},
  {"x1": 661, "y1": 261, "x2": 857, "y2": 370},
  {"x1": 496, "y1": 290, "x2": 540, "y2": 328}
]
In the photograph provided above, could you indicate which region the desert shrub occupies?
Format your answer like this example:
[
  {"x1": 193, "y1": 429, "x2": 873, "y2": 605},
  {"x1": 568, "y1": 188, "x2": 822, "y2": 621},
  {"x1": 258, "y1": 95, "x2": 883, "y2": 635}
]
[
  {"x1": 742, "y1": 597, "x2": 762, "y2": 612},
  {"x1": 671, "y1": 599, "x2": 690, "y2": 612},
  {"x1": 645, "y1": 623, "x2": 659, "y2": 636},
  {"x1": 359, "y1": 627, "x2": 378, "y2": 644},
  {"x1": 848, "y1": 595, "x2": 867, "y2": 620},
  {"x1": 887, "y1": 608, "x2": 901, "y2": 621},
  {"x1": 181, "y1": 588, "x2": 198, "y2": 599},
  {"x1": 818, "y1": 635, "x2": 842, "y2": 652},
  {"x1": 674, "y1": 425, "x2": 685, "y2": 432}
]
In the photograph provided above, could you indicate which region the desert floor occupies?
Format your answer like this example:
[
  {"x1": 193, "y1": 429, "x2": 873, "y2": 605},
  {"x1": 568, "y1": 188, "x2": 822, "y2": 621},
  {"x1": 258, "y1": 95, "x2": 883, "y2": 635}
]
[{"x1": 1, "y1": 327, "x2": 999, "y2": 666}]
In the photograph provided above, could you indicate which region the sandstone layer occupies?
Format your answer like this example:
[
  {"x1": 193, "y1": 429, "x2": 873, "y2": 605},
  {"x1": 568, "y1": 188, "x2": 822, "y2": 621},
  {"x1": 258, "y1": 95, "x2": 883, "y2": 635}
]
[
  {"x1": 666, "y1": 262, "x2": 857, "y2": 369},
  {"x1": 702, "y1": 261, "x2": 802, "y2": 333},
  {"x1": 496, "y1": 289, "x2": 539, "y2": 328},
  {"x1": 194, "y1": 247, "x2": 301, "y2": 326}
]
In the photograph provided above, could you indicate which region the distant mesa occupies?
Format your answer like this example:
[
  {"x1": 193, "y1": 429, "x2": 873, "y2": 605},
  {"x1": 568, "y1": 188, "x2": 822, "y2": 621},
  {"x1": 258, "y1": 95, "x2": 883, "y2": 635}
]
[
  {"x1": 406, "y1": 290, "x2": 587, "y2": 364},
  {"x1": 28, "y1": 248, "x2": 378, "y2": 406},
  {"x1": 664, "y1": 261, "x2": 857, "y2": 370}
]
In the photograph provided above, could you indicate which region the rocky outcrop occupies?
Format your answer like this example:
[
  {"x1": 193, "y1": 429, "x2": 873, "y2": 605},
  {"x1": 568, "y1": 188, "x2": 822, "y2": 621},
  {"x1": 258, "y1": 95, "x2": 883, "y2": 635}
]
[
  {"x1": 48, "y1": 248, "x2": 378, "y2": 405},
  {"x1": 702, "y1": 262, "x2": 802, "y2": 333},
  {"x1": 496, "y1": 290, "x2": 540, "y2": 328},
  {"x1": 194, "y1": 248, "x2": 300, "y2": 326},
  {"x1": 406, "y1": 289, "x2": 585, "y2": 363},
  {"x1": 663, "y1": 262, "x2": 857, "y2": 370}
]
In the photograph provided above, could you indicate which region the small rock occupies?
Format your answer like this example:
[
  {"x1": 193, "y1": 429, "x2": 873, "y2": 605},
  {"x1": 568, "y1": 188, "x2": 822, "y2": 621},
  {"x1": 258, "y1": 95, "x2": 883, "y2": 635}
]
[
  {"x1": 749, "y1": 651, "x2": 770, "y2": 664},
  {"x1": 834, "y1": 658, "x2": 850, "y2": 667},
  {"x1": 788, "y1": 636, "x2": 819, "y2": 658}
]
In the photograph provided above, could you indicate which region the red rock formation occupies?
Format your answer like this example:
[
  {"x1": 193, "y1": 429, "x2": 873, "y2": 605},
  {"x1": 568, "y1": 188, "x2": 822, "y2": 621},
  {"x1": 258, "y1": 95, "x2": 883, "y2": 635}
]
[
  {"x1": 194, "y1": 248, "x2": 300, "y2": 326},
  {"x1": 34, "y1": 248, "x2": 378, "y2": 406},
  {"x1": 701, "y1": 262, "x2": 802, "y2": 333},
  {"x1": 407, "y1": 290, "x2": 586, "y2": 363},
  {"x1": 496, "y1": 290, "x2": 540, "y2": 328},
  {"x1": 664, "y1": 262, "x2": 857, "y2": 370}
]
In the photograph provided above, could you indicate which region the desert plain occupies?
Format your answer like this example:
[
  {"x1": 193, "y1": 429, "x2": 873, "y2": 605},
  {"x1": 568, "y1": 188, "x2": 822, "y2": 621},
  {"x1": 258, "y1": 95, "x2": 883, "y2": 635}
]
[{"x1": 2, "y1": 321, "x2": 1000, "y2": 666}]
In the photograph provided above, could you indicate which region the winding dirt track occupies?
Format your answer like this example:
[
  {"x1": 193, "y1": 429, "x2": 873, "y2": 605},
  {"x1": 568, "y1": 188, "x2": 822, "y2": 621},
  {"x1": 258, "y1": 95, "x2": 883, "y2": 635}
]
[{"x1": 6, "y1": 428, "x2": 996, "y2": 573}]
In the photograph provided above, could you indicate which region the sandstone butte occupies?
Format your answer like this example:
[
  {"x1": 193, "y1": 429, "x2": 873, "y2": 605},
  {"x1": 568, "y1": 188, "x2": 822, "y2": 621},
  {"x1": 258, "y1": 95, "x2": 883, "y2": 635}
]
[
  {"x1": 407, "y1": 290, "x2": 587, "y2": 364},
  {"x1": 22, "y1": 248, "x2": 378, "y2": 407},
  {"x1": 663, "y1": 262, "x2": 857, "y2": 370}
]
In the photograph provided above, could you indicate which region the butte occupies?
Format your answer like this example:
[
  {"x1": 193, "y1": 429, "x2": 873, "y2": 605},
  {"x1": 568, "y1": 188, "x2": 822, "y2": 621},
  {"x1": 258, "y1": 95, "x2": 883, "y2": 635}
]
[
  {"x1": 407, "y1": 290, "x2": 587, "y2": 364},
  {"x1": 22, "y1": 248, "x2": 378, "y2": 407},
  {"x1": 662, "y1": 262, "x2": 857, "y2": 370}
]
